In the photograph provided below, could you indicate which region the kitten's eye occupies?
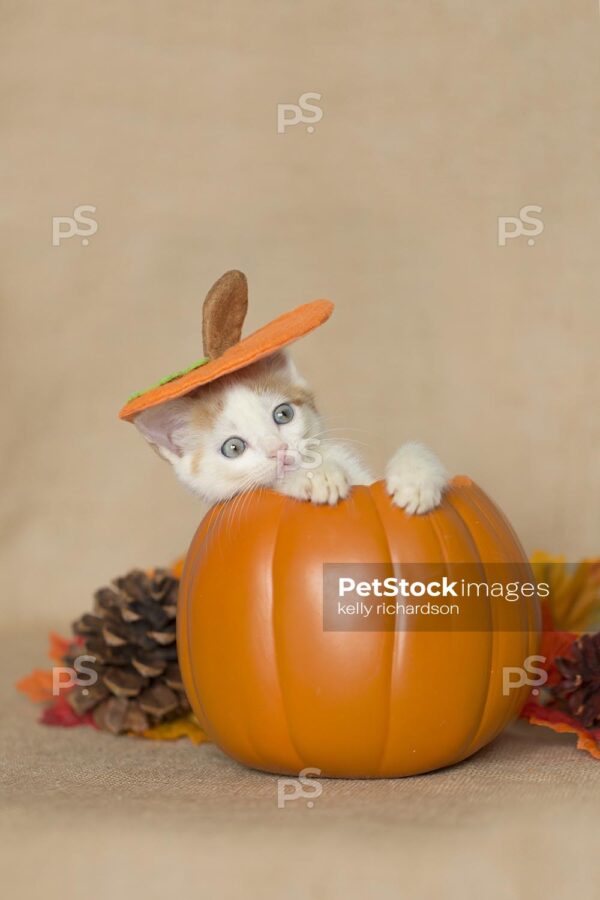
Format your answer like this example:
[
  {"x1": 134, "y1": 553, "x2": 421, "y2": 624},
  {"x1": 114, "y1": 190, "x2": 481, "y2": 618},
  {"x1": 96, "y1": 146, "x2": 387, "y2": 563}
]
[
  {"x1": 273, "y1": 403, "x2": 294, "y2": 425},
  {"x1": 221, "y1": 437, "x2": 246, "y2": 458}
]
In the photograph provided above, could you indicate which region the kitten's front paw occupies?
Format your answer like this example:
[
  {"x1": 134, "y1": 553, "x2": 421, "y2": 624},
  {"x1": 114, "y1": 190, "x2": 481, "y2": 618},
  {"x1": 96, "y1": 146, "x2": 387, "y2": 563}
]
[
  {"x1": 386, "y1": 442, "x2": 448, "y2": 515},
  {"x1": 279, "y1": 462, "x2": 351, "y2": 506}
]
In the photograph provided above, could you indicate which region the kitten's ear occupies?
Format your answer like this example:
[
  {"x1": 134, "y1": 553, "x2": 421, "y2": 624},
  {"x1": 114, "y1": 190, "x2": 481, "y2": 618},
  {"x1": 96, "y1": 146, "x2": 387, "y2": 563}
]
[
  {"x1": 133, "y1": 401, "x2": 192, "y2": 464},
  {"x1": 276, "y1": 350, "x2": 309, "y2": 387},
  {"x1": 202, "y1": 270, "x2": 248, "y2": 359}
]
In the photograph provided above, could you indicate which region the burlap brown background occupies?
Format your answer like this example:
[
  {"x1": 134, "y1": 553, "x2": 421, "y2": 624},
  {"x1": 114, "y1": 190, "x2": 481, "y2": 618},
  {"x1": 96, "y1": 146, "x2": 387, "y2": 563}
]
[{"x1": 2, "y1": 0, "x2": 599, "y2": 624}]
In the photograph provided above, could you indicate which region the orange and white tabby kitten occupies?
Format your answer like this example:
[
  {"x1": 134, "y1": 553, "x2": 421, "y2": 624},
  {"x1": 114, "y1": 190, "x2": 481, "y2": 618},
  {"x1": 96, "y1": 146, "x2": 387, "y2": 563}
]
[{"x1": 134, "y1": 351, "x2": 448, "y2": 513}]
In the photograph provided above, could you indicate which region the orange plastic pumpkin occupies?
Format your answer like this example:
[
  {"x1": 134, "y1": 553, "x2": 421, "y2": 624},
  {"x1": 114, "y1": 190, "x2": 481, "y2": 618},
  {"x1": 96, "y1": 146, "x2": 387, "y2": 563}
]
[{"x1": 178, "y1": 477, "x2": 539, "y2": 777}]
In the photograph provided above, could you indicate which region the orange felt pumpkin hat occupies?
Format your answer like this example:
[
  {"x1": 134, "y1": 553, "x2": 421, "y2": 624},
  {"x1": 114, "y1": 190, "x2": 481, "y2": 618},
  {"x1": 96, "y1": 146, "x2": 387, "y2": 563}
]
[{"x1": 118, "y1": 270, "x2": 334, "y2": 421}]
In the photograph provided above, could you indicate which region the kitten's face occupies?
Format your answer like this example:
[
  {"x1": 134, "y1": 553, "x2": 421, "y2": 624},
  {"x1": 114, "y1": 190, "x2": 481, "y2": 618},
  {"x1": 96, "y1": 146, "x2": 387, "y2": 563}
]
[{"x1": 134, "y1": 353, "x2": 319, "y2": 504}]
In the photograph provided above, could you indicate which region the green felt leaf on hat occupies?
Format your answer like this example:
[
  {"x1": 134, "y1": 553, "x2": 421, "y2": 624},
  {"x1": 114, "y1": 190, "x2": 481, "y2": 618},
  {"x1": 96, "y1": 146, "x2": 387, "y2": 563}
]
[{"x1": 127, "y1": 358, "x2": 210, "y2": 402}]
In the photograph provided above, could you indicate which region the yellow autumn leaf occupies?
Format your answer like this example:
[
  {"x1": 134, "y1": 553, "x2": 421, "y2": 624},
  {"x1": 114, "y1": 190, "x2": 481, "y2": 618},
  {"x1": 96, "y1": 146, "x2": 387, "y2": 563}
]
[
  {"x1": 530, "y1": 551, "x2": 600, "y2": 633},
  {"x1": 141, "y1": 714, "x2": 209, "y2": 745}
]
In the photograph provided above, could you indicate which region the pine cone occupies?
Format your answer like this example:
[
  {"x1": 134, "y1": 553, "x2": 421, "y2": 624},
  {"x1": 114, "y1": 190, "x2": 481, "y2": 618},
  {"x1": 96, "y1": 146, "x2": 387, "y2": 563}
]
[
  {"x1": 554, "y1": 633, "x2": 600, "y2": 729},
  {"x1": 64, "y1": 568, "x2": 189, "y2": 735}
]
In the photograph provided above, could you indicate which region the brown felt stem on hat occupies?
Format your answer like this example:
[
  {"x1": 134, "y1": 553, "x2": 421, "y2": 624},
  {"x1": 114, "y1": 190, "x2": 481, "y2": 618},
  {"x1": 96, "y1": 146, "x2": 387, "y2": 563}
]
[{"x1": 202, "y1": 270, "x2": 248, "y2": 359}]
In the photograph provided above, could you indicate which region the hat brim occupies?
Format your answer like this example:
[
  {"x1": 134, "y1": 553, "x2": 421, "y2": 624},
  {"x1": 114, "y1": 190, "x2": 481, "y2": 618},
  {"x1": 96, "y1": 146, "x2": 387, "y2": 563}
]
[{"x1": 119, "y1": 298, "x2": 334, "y2": 421}]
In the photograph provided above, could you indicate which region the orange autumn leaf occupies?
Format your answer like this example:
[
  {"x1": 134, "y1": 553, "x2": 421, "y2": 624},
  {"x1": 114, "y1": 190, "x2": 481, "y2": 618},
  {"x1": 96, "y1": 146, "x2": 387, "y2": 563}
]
[
  {"x1": 15, "y1": 669, "x2": 55, "y2": 703},
  {"x1": 170, "y1": 556, "x2": 186, "y2": 580},
  {"x1": 48, "y1": 632, "x2": 71, "y2": 665},
  {"x1": 141, "y1": 715, "x2": 209, "y2": 745},
  {"x1": 524, "y1": 702, "x2": 600, "y2": 762}
]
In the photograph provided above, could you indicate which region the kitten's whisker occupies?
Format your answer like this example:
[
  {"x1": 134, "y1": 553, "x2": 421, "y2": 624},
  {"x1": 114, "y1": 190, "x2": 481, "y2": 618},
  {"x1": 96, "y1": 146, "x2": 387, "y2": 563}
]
[
  {"x1": 232, "y1": 477, "x2": 268, "y2": 538},
  {"x1": 223, "y1": 478, "x2": 256, "y2": 536},
  {"x1": 316, "y1": 438, "x2": 371, "y2": 449},
  {"x1": 218, "y1": 477, "x2": 252, "y2": 539},
  {"x1": 222, "y1": 471, "x2": 270, "y2": 538},
  {"x1": 308, "y1": 429, "x2": 371, "y2": 439},
  {"x1": 312, "y1": 432, "x2": 371, "y2": 443},
  {"x1": 306, "y1": 429, "x2": 371, "y2": 449},
  {"x1": 237, "y1": 482, "x2": 258, "y2": 529},
  {"x1": 307, "y1": 427, "x2": 371, "y2": 441},
  {"x1": 309, "y1": 418, "x2": 372, "y2": 432},
  {"x1": 201, "y1": 500, "x2": 238, "y2": 565}
]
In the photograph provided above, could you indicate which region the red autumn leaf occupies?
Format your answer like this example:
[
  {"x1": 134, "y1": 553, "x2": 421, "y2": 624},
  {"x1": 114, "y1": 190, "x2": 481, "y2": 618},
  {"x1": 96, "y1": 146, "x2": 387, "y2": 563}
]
[
  {"x1": 540, "y1": 600, "x2": 554, "y2": 633},
  {"x1": 538, "y1": 629, "x2": 578, "y2": 687},
  {"x1": 40, "y1": 694, "x2": 96, "y2": 728}
]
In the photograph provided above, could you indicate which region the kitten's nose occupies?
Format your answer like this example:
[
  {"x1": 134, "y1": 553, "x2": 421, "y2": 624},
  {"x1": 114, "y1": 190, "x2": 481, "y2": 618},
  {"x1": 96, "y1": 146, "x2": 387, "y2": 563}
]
[{"x1": 264, "y1": 438, "x2": 288, "y2": 459}]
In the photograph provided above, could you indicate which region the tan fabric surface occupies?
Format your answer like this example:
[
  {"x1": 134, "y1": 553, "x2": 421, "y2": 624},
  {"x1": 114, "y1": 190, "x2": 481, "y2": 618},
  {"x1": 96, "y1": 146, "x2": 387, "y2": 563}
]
[{"x1": 2, "y1": 626, "x2": 600, "y2": 899}]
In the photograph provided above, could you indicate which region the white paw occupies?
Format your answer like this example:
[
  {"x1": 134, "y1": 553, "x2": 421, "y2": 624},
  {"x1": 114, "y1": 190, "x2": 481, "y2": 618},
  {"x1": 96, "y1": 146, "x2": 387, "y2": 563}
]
[
  {"x1": 387, "y1": 477, "x2": 445, "y2": 515},
  {"x1": 279, "y1": 462, "x2": 351, "y2": 506},
  {"x1": 386, "y1": 442, "x2": 448, "y2": 515}
]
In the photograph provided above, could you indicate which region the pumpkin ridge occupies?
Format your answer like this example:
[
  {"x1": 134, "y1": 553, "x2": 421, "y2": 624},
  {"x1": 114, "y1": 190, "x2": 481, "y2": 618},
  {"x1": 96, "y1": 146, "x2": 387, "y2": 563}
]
[
  {"x1": 269, "y1": 497, "x2": 312, "y2": 772},
  {"x1": 444, "y1": 486, "x2": 500, "y2": 756},
  {"x1": 222, "y1": 499, "x2": 276, "y2": 766},
  {"x1": 198, "y1": 499, "x2": 278, "y2": 765},
  {"x1": 233, "y1": 492, "x2": 306, "y2": 770},
  {"x1": 447, "y1": 484, "x2": 525, "y2": 753},
  {"x1": 465, "y1": 484, "x2": 540, "y2": 664},
  {"x1": 363, "y1": 485, "x2": 398, "y2": 777},
  {"x1": 464, "y1": 484, "x2": 538, "y2": 735},
  {"x1": 179, "y1": 505, "x2": 225, "y2": 735},
  {"x1": 429, "y1": 495, "x2": 494, "y2": 762},
  {"x1": 191, "y1": 501, "x2": 253, "y2": 740}
]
